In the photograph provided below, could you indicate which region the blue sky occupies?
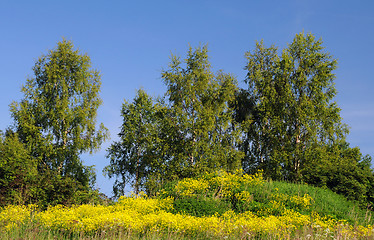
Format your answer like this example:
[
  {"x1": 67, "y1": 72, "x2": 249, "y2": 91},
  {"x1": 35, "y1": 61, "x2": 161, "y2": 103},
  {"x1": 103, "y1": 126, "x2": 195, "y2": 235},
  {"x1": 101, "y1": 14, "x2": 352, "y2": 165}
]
[{"x1": 1, "y1": 1, "x2": 373, "y2": 197}]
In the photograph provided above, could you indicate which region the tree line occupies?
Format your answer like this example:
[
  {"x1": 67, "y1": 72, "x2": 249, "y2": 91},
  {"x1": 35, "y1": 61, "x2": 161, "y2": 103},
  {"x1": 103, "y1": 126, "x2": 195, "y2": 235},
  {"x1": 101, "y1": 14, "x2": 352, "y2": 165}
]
[{"x1": 1, "y1": 33, "x2": 373, "y2": 208}]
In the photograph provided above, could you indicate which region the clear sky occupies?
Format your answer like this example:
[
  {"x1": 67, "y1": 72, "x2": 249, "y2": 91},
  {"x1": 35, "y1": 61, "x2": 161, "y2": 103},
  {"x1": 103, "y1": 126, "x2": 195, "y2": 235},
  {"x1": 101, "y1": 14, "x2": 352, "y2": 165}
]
[{"x1": 1, "y1": 0, "x2": 373, "y2": 197}]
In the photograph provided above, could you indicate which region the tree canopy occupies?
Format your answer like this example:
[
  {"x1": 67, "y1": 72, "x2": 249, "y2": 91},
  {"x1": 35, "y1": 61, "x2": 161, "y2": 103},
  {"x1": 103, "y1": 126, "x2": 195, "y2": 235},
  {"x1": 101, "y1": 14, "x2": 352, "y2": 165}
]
[
  {"x1": 10, "y1": 40, "x2": 108, "y2": 184},
  {"x1": 104, "y1": 45, "x2": 244, "y2": 195},
  {"x1": 105, "y1": 89, "x2": 159, "y2": 196},
  {"x1": 2, "y1": 39, "x2": 109, "y2": 206},
  {"x1": 160, "y1": 45, "x2": 243, "y2": 177},
  {"x1": 239, "y1": 33, "x2": 347, "y2": 181}
]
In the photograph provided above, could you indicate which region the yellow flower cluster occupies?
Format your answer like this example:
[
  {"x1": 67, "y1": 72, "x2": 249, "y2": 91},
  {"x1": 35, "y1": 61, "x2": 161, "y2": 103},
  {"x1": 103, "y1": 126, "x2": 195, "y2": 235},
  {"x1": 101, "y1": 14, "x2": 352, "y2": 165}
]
[
  {"x1": 289, "y1": 194, "x2": 313, "y2": 208},
  {"x1": 235, "y1": 190, "x2": 253, "y2": 202},
  {"x1": 272, "y1": 192, "x2": 313, "y2": 209},
  {"x1": 174, "y1": 178, "x2": 210, "y2": 197},
  {"x1": 0, "y1": 204, "x2": 36, "y2": 230},
  {"x1": 117, "y1": 192, "x2": 174, "y2": 213},
  {"x1": 36, "y1": 193, "x2": 175, "y2": 233},
  {"x1": 173, "y1": 169, "x2": 264, "y2": 198},
  {"x1": 1, "y1": 196, "x2": 373, "y2": 238}
]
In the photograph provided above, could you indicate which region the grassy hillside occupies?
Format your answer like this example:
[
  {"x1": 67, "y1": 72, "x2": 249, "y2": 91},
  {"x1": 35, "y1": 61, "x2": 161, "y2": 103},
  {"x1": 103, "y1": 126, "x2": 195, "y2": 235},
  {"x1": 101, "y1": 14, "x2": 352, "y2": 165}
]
[
  {"x1": 157, "y1": 170, "x2": 373, "y2": 228},
  {"x1": 1, "y1": 170, "x2": 373, "y2": 239}
]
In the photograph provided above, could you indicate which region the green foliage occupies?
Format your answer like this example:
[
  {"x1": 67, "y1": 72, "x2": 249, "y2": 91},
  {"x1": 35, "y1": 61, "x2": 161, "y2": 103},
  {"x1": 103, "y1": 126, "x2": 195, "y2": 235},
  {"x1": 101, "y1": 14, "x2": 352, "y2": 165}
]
[
  {"x1": 105, "y1": 45, "x2": 244, "y2": 197},
  {"x1": 31, "y1": 169, "x2": 104, "y2": 208},
  {"x1": 10, "y1": 39, "x2": 109, "y2": 186},
  {"x1": 160, "y1": 45, "x2": 243, "y2": 178},
  {"x1": 0, "y1": 130, "x2": 105, "y2": 208},
  {"x1": 0, "y1": 130, "x2": 37, "y2": 205},
  {"x1": 104, "y1": 89, "x2": 160, "y2": 197},
  {"x1": 302, "y1": 141, "x2": 374, "y2": 207},
  {"x1": 238, "y1": 32, "x2": 347, "y2": 181},
  {"x1": 172, "y1": 196, "x2": 231, "y2": 217},
  {"x1": 265, "y1": 180, "x2": 371, "y2": 225},
  {"x1": 1, "y1": 39, "x2": 109, "y2": 206}
]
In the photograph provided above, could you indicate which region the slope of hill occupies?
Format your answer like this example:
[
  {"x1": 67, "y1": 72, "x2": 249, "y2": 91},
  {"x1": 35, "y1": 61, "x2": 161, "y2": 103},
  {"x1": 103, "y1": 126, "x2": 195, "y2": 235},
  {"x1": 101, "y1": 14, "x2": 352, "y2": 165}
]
[{"x1": 1, "y1": 170, "x2": 373, "y2": 239}]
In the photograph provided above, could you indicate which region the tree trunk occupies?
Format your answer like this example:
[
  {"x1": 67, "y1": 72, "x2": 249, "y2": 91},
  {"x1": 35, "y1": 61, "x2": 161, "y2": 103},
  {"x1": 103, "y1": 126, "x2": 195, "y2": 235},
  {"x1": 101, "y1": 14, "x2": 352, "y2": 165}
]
[{"x1": 135, "y1": 146, "x2": 140, "y2": 195}]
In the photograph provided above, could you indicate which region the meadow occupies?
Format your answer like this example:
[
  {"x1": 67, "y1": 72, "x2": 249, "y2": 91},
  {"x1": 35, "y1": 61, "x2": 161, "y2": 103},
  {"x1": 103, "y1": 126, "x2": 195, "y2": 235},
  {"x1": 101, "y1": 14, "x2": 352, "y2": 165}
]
[{"x1": 1, "y1": 170, "x2": 374, "y2": 239}]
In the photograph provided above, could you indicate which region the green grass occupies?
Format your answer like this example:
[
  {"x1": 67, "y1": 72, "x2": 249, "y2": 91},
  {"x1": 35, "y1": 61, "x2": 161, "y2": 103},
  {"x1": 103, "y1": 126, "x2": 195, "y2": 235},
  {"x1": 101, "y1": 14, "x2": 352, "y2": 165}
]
[
  {"x1": 0, "y1": 221, "x2": 192, "y2": 240},
  {"x1": 0, "y1": 221, "x2": 230, "y2": 240},
  {"x1": 2, "y1": 221, "x2": 373, "y2": 240},
  {"x1": 262, "y1": 180, "x2": 372, "y2": 225}
]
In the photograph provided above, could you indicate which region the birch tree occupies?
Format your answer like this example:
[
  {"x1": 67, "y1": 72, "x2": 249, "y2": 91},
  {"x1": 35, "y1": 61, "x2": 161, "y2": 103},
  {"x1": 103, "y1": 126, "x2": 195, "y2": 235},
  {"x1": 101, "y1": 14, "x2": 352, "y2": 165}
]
[
  {"x1": 241, "y1": 32, "x2": 347, "y2": 181},
  {"x1": 162, "y1": 45, "x2": 243, "y2": 178},
  {"x1": 105, "y1": 89, "x2": 159, "y2": 196},
  {"x1": 10, "y1": 39, "x2": 109, "y2": 187}
]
